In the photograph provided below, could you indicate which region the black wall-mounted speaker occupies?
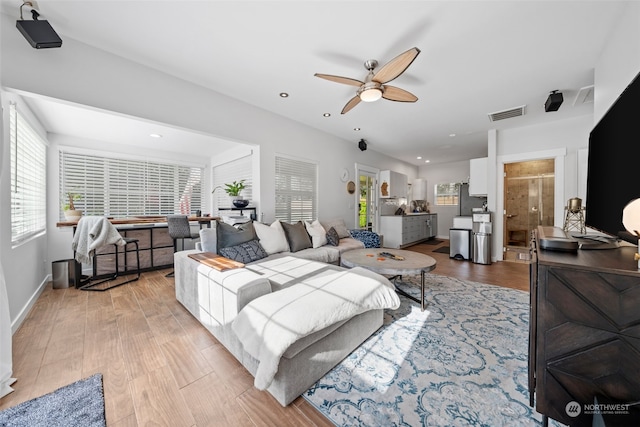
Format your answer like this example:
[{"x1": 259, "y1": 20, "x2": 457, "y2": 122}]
[
  {"x1": 358, "y1": 139, "x2": 367, "y2": 151},
  {"x1": 16, "y1": 20, "x2": 62, "y2": 49},
  {"x1": 545, "y1": 91, "x2": 563, "y2": 112}
]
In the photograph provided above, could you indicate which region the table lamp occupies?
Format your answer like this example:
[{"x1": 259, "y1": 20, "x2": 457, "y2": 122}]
[{"x1": 622, "y1": 198, "x2": 640, "y2": 269}]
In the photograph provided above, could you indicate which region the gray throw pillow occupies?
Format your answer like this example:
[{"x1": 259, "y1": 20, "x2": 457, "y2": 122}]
[
  {"x1": 216, "y1": 221, "x2": 257, "y2": 252},
  {"x1": 320, "y1": 218, "x2": 350, "y2": 239},
  {"x1": 326, "y1": 226, "x2": 340, "y2": 246},
  {"x1": 281, "y1": 221, "x2": 313, "y2": 252},
  {"x1": 219, "y1": 239, "x2": 267, "y2": 263}
]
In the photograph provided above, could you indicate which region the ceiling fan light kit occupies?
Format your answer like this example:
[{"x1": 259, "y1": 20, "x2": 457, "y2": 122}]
[
  {"x1": 358, "y1": 83, "x2": 384, "y2": 102},
  {"x1": 315, "y1": 47, "x2": 421, "y2": 114}
]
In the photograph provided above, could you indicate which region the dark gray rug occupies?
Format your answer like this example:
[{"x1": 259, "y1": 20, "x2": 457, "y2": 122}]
[
  {"x1": 422, "y1": 239, "x2": 443, "y2": 245},
  {"x1": 0, "y1": 373, "x2": 106, "y2": 427},
  {"x1": 432, "y1": 246, "x2": 450, "y2": 254}
]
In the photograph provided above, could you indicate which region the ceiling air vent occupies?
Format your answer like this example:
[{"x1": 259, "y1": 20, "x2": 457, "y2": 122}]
[
  {"x1": 487, "y1": 105, "x2": 526, "y2": 122},
  {"x1": 573, "y1": 85, "x2": 594, "y2": 106}
]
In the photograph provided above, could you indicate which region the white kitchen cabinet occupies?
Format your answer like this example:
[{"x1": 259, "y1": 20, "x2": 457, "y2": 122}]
[
  {"x1": 379, "y1": 170, "x2": 408, "y2": 198},
  {"x1": 412, "y1": 178, "x2": 427, "y2": 200},
  {"x1": 469, "y1": 157, "x2": 488, "y2": 196},
  {"x1": 380, "y1": 213, "x2": 438, "y2": 248}
]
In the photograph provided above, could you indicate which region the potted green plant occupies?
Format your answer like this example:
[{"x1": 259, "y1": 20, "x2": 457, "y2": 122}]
[
  {"x1": 63, "y1": 192, "x2": 83, "y2": 221},
  {"x1": 224, "y1": 180, "x2": 249, "y2": 208}
]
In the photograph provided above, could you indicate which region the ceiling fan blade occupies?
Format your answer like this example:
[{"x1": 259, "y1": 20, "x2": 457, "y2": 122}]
[
  {"x1": 314, "y1": 73, "x2": 364, "y2": 87},
  {"x1": 341, "y1": 96, "x2": 361, "y2": 114},
  {"x1": 382, "y1": 85, "x2": 418, "y2": 102},
  {"x1": 372, "y1": 47, "x2": 421, "y2": 84}
]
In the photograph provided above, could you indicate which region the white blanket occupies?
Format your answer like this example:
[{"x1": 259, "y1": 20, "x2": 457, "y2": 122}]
[
  {"x1": 72, "y1": 216, "x2": 125, "y2": 264},
  {"x1": 231, "y1": 265, "x2": 400, "y2": 390}
]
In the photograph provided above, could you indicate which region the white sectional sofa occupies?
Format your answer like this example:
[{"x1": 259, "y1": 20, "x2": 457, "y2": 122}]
[{"x1": 174, "y1": 219, "x2": 400, "y2": 406}]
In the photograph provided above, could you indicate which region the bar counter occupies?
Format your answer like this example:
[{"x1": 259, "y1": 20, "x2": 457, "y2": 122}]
[
  {"x1": 57, "y1": 216, "x2": 220, "y2": 285},
  {"x1": 56, "y1": 215, "x2": 219, "y2": 228}
]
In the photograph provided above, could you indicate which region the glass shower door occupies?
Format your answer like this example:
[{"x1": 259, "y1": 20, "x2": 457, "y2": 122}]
[{"x1": 505, "y1": 174, "x2": 554, "y2": 248}]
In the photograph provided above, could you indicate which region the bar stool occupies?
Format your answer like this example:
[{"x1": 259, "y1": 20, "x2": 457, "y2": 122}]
[
  {"x1": 72, "y1": 216, "x2": 141, "y2": 291},
  {"x1": 166, "y1": 215, "x2": 200, "y2": 277}
]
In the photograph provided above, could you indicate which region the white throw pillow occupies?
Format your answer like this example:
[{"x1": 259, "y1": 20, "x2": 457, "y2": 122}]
[
  {"x1": 253, "y1": 220, "x2": 290, "y2": 255},
  {"x1": 305, "y1": 220, "x2": 327, "y2": 248}
]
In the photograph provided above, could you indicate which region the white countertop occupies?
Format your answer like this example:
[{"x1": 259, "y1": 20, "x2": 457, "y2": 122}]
[{"x1": 381, "y1": 212, "x2": 435, "y2": 217}]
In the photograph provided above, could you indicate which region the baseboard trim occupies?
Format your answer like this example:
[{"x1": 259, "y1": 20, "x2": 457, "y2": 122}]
[{"x1": 11, "y1": 275, "x2": 49, "y2": 334}]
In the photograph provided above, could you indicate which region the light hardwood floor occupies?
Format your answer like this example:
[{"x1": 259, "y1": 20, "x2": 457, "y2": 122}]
[{"x1": 0, "y1": 239, "x2": 528, "y2": 425}]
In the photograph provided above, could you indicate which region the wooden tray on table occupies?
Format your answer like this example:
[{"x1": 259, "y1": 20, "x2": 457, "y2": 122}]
[{"x1": 188, "y1": 252, "x2": 244, "y2": 271}]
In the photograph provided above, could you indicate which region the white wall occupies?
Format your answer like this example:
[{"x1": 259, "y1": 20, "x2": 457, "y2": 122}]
[
  {"x1": 417, "y1": 160, "x2": 470, "y2": 238},
  {"x1": 594, "y1": 1, "x2": 640, "y2": 124},
  {"x1": 493, "y1": 114, "x2": 592, "y2": 260},
  {"x1": 0, "y1": 93, "x2": 50, "y2": 331},
  {"x1": 0, "y1": 12, "x2": 417, "y2": 329}
]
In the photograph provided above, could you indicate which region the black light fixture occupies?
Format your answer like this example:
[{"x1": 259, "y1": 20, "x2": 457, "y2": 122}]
[
  {"x1": 358, "y1": 139, "x2": 367, "y2": 151},
  {"x1": 16, "y1": 1, "x2": 62, "y2": 49},
  {"x1": 544, "y1": 90, "x2": 563, "y2": 112}
]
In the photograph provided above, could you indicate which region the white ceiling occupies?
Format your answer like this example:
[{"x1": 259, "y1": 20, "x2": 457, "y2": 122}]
[{"x1": 2, "y1": 1, "x2": 628, "y2": 165}]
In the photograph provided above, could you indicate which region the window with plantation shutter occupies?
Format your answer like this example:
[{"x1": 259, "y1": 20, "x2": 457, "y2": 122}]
[
  {"x1": 10, "y1": 103, "x2": 47, "y2": 245},
  {"x1": 212, "y1": 155, "x2": 253, "y2": 212},
  {"x1": 59, "y1": 151, "x2": 203, "y2": 219},
  {"x1": 275, "y1": 155, "x2": 317, "y2": 222}
]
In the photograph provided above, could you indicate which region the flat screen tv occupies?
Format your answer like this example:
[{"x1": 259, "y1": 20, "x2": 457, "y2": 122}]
[{"x1": 585, "y1": 70, "x2": 640, "y2": 240}]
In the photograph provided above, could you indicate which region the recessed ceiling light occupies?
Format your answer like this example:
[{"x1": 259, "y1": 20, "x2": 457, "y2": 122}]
[
  {"x1": 149, "y1": 133, "x2": 162, "y2": 138},
  {"x1": 424, "y1": 160, "x2": 430, "y2": 163},
  {"x1": 354, "y1": 127, "x2": 361, "y2": 131},
  {"x1": 279, "y1": 92, "x2": 289, "y2": 98},
  {"x1": 449, "y1": 133, "x2": 456, "y2": 137},
  {"x1": 416, "y1": 156, "x2": 422, "y2": 160},
  {"x1": 323, "y1": 113, "x2": 331, "y2": 117}
]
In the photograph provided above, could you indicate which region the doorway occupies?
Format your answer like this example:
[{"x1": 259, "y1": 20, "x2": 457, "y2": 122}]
[
  {"x1": 504, "y1": 159, "x2": 555, "y2": 261},
  {"x1": 355, "y1": 165, "x2": 378, "y2": 232}
]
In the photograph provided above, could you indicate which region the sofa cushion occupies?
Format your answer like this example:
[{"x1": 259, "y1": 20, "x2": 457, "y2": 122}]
[
  {"x1": 217, "y1": 221, "x2": 257, "y2": 251},
  {"x1": 199, "y1": 228, "x2": 217, "y2": 253},
  {"x1": 304, "y1": 220, "x2": 327, "y2": 248},
  {"x1": 335, "y1": 237, "x2": 366, "y2": 253},
  {"x1": 326, "y1": 226, "x2": 340, "y2": 246},
  {"x1": 320, "y1": 218, "x2": 350, "y2": 239},
  {"x1": 281, "y1": 221, "x2": 313, "y2": 252},
  {"x1": 286, "y1": 245, "x2": 340, "y2": 264},
  {"x1": 253, "y1": 220, "x2": 290, "y2": 255},
  {"x1": 283, "y1": 319, "x2": 348, "y2": 359},
  {"x1": 219, "y1": 239, "x2": 268, "y2": 263}
]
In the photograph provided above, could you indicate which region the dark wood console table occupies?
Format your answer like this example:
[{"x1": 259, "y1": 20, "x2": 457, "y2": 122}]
[{"x1": 530, "y1": 226, "x2": 640, "y2": 426}]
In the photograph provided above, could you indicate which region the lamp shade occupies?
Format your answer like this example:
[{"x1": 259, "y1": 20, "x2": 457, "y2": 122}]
[{"x1": 622, "y1": 198, "x2": 640, "y2": 235}]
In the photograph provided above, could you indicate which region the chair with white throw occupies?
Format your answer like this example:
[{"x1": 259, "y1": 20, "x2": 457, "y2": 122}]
[{"x1": 71, "y1": 216, "x2": 140, "y2": 291}]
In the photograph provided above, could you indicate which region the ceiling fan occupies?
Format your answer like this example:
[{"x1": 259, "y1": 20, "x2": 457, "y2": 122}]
[{"x1": 314, "y1": 47, "x2": 421, "y2": 114}]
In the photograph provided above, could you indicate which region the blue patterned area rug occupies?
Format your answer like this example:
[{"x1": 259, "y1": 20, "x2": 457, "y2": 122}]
[
  {"x1": 0, "y1": 373, "x2": 106, "y2": 427},
  {"x1": 303, "y1": 274, "x2": 552, "y2": 427}
]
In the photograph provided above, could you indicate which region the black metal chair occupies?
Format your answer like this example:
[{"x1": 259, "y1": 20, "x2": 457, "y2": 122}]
[
  {"x1": 74, "y1": 217, "x2": 141, "y2": 292},
  {"x1": 166, "y1": 215, "x2": 200, "y2": 277}
]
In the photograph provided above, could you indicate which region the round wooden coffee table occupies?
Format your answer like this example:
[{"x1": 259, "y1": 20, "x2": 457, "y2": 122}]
[{"x1": 340, "y1": 248, "x2": 437, "y2": 311}]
